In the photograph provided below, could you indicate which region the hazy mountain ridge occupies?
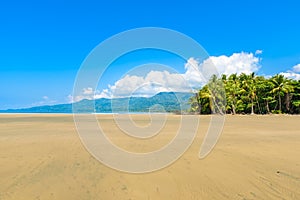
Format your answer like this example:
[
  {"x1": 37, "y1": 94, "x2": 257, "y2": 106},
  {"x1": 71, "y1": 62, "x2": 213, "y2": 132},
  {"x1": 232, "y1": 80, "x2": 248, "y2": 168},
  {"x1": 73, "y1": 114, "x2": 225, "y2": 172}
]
[{"x1": 0, "y1": 92, "x2": 193, "y2": 113}]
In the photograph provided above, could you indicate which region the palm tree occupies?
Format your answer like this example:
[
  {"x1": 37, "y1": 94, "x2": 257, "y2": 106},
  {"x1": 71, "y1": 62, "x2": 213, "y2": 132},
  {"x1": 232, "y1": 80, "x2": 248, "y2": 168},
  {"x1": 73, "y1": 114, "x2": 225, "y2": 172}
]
[
  {"x1": 188, "y1": 93, "x2": 201, "y2": 114},
  {"x1": 199, "y1": 85, "x2": 212, "y2": 114},
  {"x1": 225, "y1": 74, "x2": 245, "y2": 114},
  {"x1": 270, "y1": 74, "x2": 294, "y2": 113},
  {"x1": 190, "y1": 73, "x2": 300, "y2": 115},
  {"x1": 240, "y1": 73, "x2": 257, "y2": 114},
  {"x1": 189, "y1": 86, "x2": 212, "y2": 114},
  {"x1": 290, "y1": 80, "x2": 300, "y2": 113},
  {"x1": 255, "y1": 76, "x2": 275, "y2": 114},
  {"x1": 207, "y1": 75, "x2": 226, "y2": 115}
]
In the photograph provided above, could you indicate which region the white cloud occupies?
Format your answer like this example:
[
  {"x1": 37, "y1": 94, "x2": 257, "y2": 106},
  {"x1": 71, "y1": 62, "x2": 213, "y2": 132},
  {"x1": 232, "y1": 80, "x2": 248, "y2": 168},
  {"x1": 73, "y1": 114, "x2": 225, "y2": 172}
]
[
  {"x1": 292, "y1": 64, "x2": 300, "y2": 73},
  {"x1": 280, "y1": 63, "x2": 300, "y2": 80},
  {"x1": 108, "y1": 70, "x2": 193, "y2": 98},
  {"x1": 102, "y1": 52, "x2": 261, "y2": 98},
  {"x1": 69, "y1": 52, "x2": 261, "y2": 101},
  {"x1": 204, "y1": 52, "x2": 260, "y2": 76},
  {"x1": 280, "y1": 72, "x2": 300, "y2": 80},
  {"x1": 82, "y1": 87, "x2": 93, "y2": 95},
  {"x1": 183, "y1": 58, "x2": 206, "y2": 87},
  {"x1": 32, "y1": 96, "x2": 56, "y2": 106},
  {"x1": 255, "y1": 49, "x2": 263, "y2": 55},
  {"x1": 68, "y1": 88, "x2": 110, "y2": 103},
  {"x1": 277, "y1": 63, "x2": 300, "y2": 80}
]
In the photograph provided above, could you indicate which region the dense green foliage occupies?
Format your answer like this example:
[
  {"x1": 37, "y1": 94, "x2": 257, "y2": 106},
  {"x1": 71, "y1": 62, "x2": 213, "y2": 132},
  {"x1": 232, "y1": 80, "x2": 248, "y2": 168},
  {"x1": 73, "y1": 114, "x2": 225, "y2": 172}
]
[{"x1": 189, "y1": 73, "x2": 300, "y2": 114}]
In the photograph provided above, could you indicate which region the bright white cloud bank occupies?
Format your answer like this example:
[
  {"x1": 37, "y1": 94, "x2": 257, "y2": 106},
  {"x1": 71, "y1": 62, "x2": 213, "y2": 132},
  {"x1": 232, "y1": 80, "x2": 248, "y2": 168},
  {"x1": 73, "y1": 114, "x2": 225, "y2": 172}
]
[
  {"x1": 280, "y1": 63, "x2": 300, "y2": 80},
  {"x1": 202, "y1": 52, "x2": 260, "y2": 76},
  {"x1": 69, "y1": 52, "x2": 262, "y2": 102},
  {"x1": 292, "y1": 64, "x2": 300, "y2": 73}
]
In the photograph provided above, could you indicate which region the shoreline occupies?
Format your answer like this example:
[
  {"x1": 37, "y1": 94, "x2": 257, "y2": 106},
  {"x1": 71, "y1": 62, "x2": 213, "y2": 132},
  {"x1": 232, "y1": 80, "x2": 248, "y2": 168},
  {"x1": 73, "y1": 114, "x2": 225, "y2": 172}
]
[{"x1": 1, "y1": 112, "x2": 300, "y2": 116}]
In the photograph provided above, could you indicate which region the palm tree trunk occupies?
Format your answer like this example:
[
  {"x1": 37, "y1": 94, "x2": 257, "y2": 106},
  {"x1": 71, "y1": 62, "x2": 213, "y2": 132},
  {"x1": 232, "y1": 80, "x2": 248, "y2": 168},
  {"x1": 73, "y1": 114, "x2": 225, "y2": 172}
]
[
  {"x1": 251, "y1": 98, "x2": 254, "y2": 115},
  {"x1": 278, "y1": 93, "x2": 282, "y2": 112},
  {"x1": 285, "y1": 93, "x2": 292, "y2": 113},
  {"x1": 256, "y1": 98, "x2": 262, "y2": 114},
  {"x1": 266, "y1": 101, "x2": 270, "y2": 114},
  {"x1": 195, "y1": 93, "x2": 201, "y2": 114},
  {"x1": 198, "y1": 102, "x2": 202, "y2": 115},
  {"x1": 232, "y1": 104, "x2": 236, "y2": 115}
]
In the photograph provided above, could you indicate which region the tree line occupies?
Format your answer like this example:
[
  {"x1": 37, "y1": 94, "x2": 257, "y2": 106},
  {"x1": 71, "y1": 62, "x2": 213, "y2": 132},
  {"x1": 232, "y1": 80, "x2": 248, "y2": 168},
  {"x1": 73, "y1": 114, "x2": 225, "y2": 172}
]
[{"x1": 189, "y1": 73, "x2": 300, "y2": 114}]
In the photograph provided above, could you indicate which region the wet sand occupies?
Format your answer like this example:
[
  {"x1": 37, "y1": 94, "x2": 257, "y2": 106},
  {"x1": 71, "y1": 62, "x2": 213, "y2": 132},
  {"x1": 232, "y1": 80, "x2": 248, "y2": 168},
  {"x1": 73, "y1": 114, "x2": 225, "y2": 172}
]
[{"x1": 0, "y1": 114, "x2": 299, "y2": 200}]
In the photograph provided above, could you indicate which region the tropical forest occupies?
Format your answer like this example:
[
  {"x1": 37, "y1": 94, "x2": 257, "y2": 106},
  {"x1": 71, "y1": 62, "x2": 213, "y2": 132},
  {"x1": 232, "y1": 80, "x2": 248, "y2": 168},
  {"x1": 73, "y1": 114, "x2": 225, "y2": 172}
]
[{"x1": 189, "y1": 73, "x2": 300, "y2": 115}]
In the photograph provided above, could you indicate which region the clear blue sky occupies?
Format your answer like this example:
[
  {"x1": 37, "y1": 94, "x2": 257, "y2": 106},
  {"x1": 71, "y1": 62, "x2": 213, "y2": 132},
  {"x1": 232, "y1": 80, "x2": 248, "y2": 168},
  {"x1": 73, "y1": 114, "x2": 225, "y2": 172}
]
[{"x1": 1, "y1": 0, "x2": 300, "y2": 109}]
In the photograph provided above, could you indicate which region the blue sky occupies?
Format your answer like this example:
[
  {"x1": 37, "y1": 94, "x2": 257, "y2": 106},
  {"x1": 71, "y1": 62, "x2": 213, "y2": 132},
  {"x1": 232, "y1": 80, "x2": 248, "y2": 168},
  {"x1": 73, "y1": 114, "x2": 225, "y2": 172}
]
[{"x1": 1, "y1": 0, "x2": 300, "y2": 109}]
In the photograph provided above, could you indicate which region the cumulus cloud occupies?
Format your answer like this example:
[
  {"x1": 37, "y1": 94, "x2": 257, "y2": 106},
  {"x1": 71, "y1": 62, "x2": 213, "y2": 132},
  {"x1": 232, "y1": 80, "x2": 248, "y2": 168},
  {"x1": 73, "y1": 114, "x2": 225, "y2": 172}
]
[
  {"x1": 203, "y1": 52, "x2": 260, "y2": 76},
  {"x1": 107, "y1": 71, "x2": 191, "y2": 98},
  {"x1": 103, "y1": 52, "x2": 260, "y2": 98},
  {"x1": 183, "y1": 58, "x2": 206, "y2": 87},
  {"x1": 280, "y1": 63, "x2": 300, "y2": 80},
  {"x1": 255, "y1": 49, "x2": 263, "y2": 55},
  {"x1": 68, "y1": 88, "x2": 110, "y2": 103},
  {"x1": 292, "y1": 64, "x2": 300, "y2": 73},
  {"x1": 280, "y1": 72, "x2": 300, "y2": 80},
  {"x1": 82, "y1": 87, "x2": 93, "y2": 95},
  {"x1": 69, "y1": 52, "x2": 261, "y2": 101}
]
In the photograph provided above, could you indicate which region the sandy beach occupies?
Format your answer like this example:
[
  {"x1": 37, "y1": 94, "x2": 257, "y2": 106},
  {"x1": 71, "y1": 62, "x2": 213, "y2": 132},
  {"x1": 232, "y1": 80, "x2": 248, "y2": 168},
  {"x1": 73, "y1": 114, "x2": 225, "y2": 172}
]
[{"x1": 0, "y1": 114, "x2": 299, "y2": 200}]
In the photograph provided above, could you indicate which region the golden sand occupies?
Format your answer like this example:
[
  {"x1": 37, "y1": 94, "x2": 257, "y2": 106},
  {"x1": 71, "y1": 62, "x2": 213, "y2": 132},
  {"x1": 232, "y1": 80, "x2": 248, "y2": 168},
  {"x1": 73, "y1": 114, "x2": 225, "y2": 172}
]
[{"x1": 0, "y1": 114, "x2": 299, "y2": 200}]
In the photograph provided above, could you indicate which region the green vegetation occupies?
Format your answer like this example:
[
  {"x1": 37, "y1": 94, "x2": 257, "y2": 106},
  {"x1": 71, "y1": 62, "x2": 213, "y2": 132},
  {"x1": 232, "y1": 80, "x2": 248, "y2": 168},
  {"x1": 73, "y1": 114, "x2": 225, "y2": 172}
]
[
  {"x1": 189, "y1": 73, "x2": 300, "y2": 115},
  {"x1": 1, "y1": 92, "x2": 193, "y2": 113}
]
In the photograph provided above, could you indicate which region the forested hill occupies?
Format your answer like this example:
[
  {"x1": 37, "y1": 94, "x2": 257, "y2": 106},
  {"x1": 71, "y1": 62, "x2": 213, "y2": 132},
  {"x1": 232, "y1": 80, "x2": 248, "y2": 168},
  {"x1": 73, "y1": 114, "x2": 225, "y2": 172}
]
[{"x1": 1, "y1": 92, "x2": 193, "y2": 113}]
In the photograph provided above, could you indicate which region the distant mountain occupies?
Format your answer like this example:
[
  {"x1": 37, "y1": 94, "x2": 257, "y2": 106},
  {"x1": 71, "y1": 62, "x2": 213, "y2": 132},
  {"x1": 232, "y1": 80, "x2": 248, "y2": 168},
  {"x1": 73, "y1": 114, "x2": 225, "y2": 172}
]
[{"x1": 0, "y1": 92, "x2": 193, "y2": 113}]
